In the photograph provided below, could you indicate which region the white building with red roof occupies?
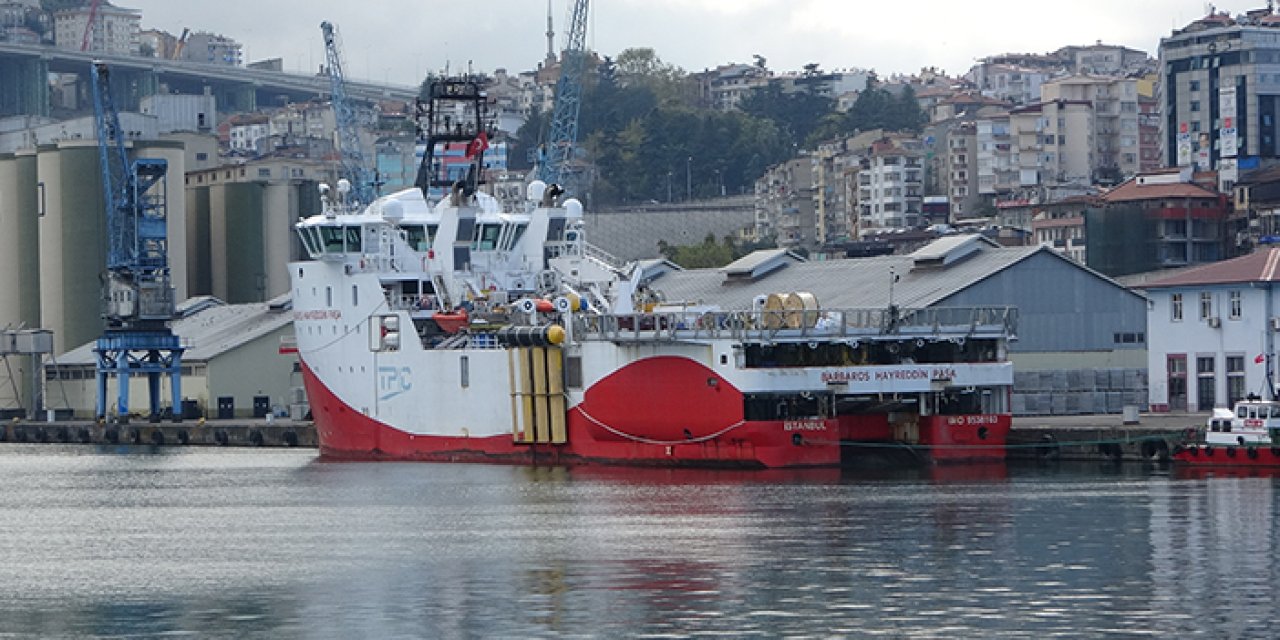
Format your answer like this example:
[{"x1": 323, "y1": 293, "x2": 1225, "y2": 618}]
[{"x1": 1143, "y1": 248, "x2": 1280, "y2": 412}]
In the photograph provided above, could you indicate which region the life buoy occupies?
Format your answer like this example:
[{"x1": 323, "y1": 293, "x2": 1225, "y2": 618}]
[
  {"x1": 1190, "y1": 446, "x2": 1199, "y2": 456},
  {"x1": 1247, "y1": 447, "x2": 1259, "y2": 459},
  {"x1": 1272, "y1": 447, "x2": 1280, "y2": 457},
  {"x1": 1204, "y1": 446, "x2": 1215, "y2": 456},
  {"x1": 1227, "y1": 446, "x2": 1237, "y2": 458}
]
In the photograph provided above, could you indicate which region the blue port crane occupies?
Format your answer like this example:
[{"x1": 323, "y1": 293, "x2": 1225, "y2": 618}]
[
  {"x1": 321, "y1": 20, "x2": 376, "y2": 206},
  {"x1": 537, "y1": 0, "x2": 589, "y2": 193},
  {"x1": 89, "y1": 60, "x2": 183, "y2": 424}
]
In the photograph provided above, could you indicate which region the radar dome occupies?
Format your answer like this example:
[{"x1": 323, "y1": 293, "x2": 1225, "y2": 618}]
[
  {"x1": 337, "y1": 178, "x2": 352, "y2": 194},
  {"x1": 564, "y1": 198, "x2": 584, "y2": 218},
  {"x1": 527, "y1": 180, "x2": 547, "y2": 203},
  {"x1": 381, "y1": 199, "x2": 404, "y2": 222}
]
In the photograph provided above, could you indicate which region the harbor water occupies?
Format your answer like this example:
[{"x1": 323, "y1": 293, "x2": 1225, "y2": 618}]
[{"x1": 0, "y1": 444, "x2": 1277, "y2": 638}]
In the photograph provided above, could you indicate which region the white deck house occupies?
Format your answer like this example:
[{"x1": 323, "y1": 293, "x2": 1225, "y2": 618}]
[{"x1": 1143, "y1": 248, "x2": 1280, "y2": 411}]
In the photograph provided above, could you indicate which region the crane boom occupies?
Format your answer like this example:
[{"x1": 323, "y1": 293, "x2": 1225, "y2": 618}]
[
  {"x1": 80, "y1": 0, "x2": 101, "y2": 52},
  {"x1": 538, "y1": 0, "x2": 589, "y2": 192},
  {"x1": 321, "y1": 20, "x2": 376, "y2": 206}
]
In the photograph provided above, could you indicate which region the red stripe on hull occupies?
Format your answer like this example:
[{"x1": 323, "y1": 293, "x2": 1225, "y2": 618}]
[
  {"x1": 300, "y1": 359, "x2": 840, "y2": 468},
  {"x1": 1174, "y1": 444, "x2": 1280, "y2": 468}
]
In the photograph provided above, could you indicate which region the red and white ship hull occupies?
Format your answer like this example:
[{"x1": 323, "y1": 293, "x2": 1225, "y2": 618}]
[{"x1": 302, "y1": 359, "x2": 843, "y2": 468}]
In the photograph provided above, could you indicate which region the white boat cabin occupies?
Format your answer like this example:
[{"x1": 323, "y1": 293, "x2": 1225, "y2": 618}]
[{"x1": 1205, "y1": 399, "x2": 1280, "y2": 446}]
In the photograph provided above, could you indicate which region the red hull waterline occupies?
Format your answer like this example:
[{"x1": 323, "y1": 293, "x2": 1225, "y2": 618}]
[
  {"x1": 1174, "y1": 444, "x2": 1280, "y2": 468},
  {"x1": 301, "y1": 363, "x2": 1009, "y2": 469}
]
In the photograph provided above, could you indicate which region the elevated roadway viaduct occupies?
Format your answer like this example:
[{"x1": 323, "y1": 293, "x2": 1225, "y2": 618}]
[{"x1": 0, "y1": 42, "x2": 419, "y2": 117}]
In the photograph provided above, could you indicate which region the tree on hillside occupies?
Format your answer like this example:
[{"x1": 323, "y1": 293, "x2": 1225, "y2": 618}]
[
  {"x1": 843, "y1": 81, "x2": 928, "y2": 135},
  {"x1": 613, "y1": 47, "x2": 693, "y2": 107},
  {"x1": 658, "y1": 234, "x2": 737, "y2": 268},
  {"x1": 738, "y1": 83, "x2": 834, "y2": 151}
]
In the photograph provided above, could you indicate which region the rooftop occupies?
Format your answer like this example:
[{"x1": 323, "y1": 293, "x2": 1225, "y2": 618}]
[
  {"x1": 1102, "y1": 177, "x2": 1220, "y2": 203},
  {"x1": 57, "y1": 295, "x2": 293, "y2": 364},
  {"x1": 651, "y1": 235, "x2": 1133, "y2": 311},
  {"x1": 1143, "y1": 248, "x2": 1280, "y2": 288}
]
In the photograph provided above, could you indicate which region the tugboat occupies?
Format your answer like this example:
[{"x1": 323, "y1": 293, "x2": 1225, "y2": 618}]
[
  {"x1": 285, "y1": 76, "x2": 1019, "y2": 468},
  {"x1": 1174, "y1": 396, "x2": 1280, "y2": 467}
]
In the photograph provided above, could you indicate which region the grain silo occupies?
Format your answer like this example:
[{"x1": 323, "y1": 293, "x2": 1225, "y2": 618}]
[
  {"x1": 0, "y1": 149, "x2": 40, "y2": 329},
  {"x1": 37, "y1": 140, "x2": 106, "y2": 356}
]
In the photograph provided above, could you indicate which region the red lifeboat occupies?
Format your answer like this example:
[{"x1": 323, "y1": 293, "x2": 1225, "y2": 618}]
[{"x1": 433, "y1": 308, "x2": 469, "y2": 333}]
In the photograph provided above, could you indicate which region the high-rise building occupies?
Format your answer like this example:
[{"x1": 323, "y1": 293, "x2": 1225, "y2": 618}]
[
  {"x1": 1040, "y1": 75, "x2": 1140, "y2": 182},
  {"x1": 53, "y1": 1, "x2": 139, "y2": 55},
  {"x1": 1158, "y1": 8, "x2": 1280, "y2": 185}
]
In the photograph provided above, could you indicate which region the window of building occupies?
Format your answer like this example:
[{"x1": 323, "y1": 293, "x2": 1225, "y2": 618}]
[
  {"x1": 1229, "y1": 290, "x2": 1242, "y2": 319},
  {"x1": 1227, "y1": 355, "x2": 1246, "y2": 406},
  {"x1": 1191, "y1": 101, "x2": 1201, "y2": 112},
  {"x1": 258, "y1": 168, "x2": 271, "y2": 178},
  {"x1": 1200, "y1": 291, "x2": 1212, "y2": 320},
  {"x1": 1190, "y1": 80, "x2": 1201, "y2": 91},
  {"x1": 1168, "y1": 354, "x2": 1188, "y2": 411},
  {"x1": 1197, "y1": 355, "x2": 1216, "y2": 410},
  {"x1": 1172, "y1": 293, "x2": 1183, "y2": 321}
]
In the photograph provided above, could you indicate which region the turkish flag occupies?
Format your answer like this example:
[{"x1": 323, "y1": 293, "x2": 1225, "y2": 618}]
[
  {"x1": 465, "y1": 131, "x2": 489, "y2": 158},
  {"x1": 1256, "y1": 353, "x2": 1266, "y2": 364}
]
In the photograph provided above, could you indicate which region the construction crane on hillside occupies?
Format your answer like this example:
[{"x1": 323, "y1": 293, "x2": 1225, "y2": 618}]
[
  {"x1": 321, "y1": 20, "x2": 376, "y2": 207},
  {"x1": 171, "y1": 28, "x2": 191, "y2": 60},
  {"x1": 537, "y1": 0, "x2": 589, "y2": 195},
  {"x1": 79, "y1": 0, "x2": 101, "y2": 52},
  {"x1": 89, "y1": 60, "x2": 184, "y2": 424}
]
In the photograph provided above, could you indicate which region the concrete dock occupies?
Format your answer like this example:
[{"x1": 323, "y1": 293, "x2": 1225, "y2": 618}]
[
  {"x1": 1006, "y1": 411, "x2": 1205, "y2": 462},
  {"x1": 0, "y1": 412, "x2": 1208, "y2": 462},
  {"x1": 0, "y1": 418, "x2": 317, "y2": 448}
]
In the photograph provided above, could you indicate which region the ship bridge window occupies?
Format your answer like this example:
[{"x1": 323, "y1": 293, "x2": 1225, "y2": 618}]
[
  {"x1": 501, "y1": 223, "x2": 528, "y2": 251},
  {"x1": 298, "y1": 227, "x2": 321, "y2": 257},
  {"x1": 319, "y1": 226, "x2": 362, "y2": 253},
  {"x1": 472, "y1": 224, "x2": 502, "y2": 251},
  {"x1": 403, "y1": 224, "x2": 437, "y2": 251}
]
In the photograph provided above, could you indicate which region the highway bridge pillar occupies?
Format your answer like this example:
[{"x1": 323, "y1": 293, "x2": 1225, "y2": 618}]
[
  {"x1": 110, "y1": 68, "x2": 160, "y2": 111},
  {"x1": 219, "y1": 85, "x2": 257, "y2": 113},
  {"x1": 0, "y1": 57, "x2": 49, "y2": 117}
]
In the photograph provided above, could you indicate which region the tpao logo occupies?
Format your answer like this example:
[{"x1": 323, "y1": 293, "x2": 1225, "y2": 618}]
[{"x1": 378, "y1": 366, "x2": 412, "y2": 401}]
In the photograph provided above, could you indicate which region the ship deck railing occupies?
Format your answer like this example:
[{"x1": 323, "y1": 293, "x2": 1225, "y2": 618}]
[{"x1": 573, "y1": 306, "x2": 1018, "y2": 344}]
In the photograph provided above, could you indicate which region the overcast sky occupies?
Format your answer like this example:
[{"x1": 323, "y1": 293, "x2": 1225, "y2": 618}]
[{"x1": 122, "y1": 1, "x2": 1261, "y2": 88}]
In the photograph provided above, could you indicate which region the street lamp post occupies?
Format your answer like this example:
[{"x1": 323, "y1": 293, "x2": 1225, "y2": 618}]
[
  {"x1": 714, "y1": 169, "x2": 724, "y2": 197},
  {"x1": 666, "y1": 171, "x2": 672, "y2": 203},
  {"x1": 686, "y1": 156, "x2": 692, "y2": 202}
]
